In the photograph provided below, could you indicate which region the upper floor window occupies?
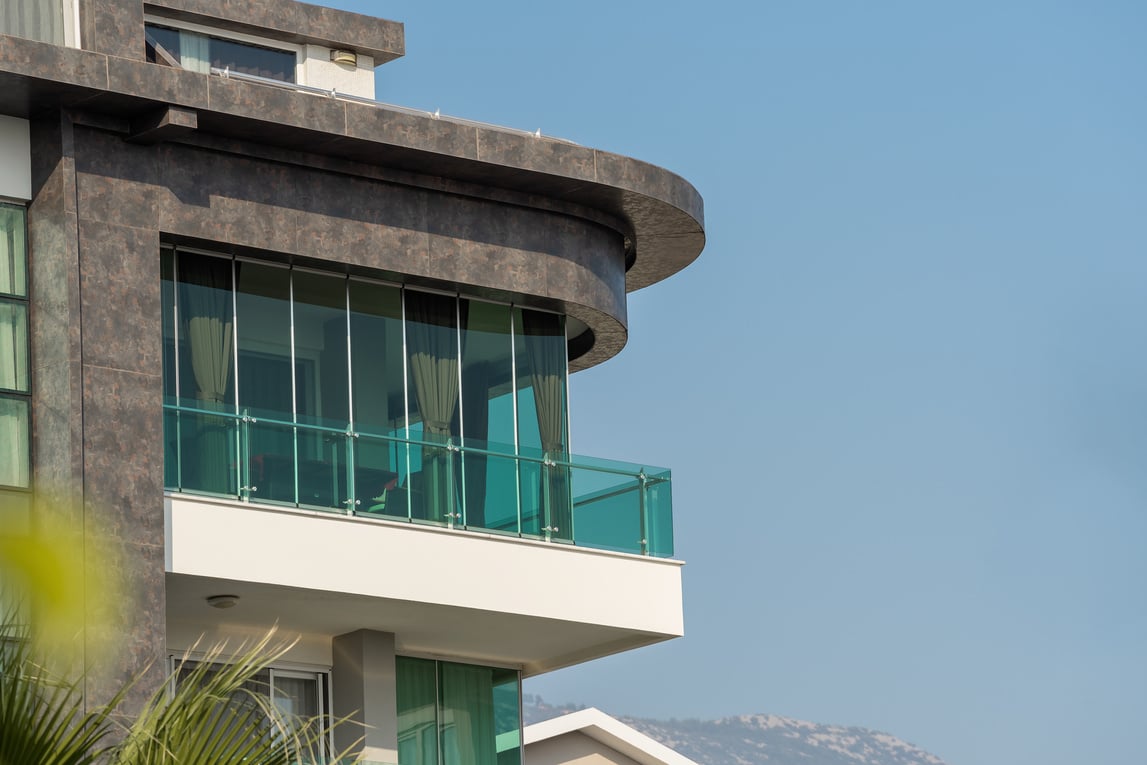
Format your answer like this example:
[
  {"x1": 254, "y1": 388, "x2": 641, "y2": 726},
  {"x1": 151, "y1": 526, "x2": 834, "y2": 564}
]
[
  {"x1": 0, "y1": 0, "x2": 69, "y2": 47},
  {"x1": 0, "y1": 203, "x2": 29, "y2": 491},
  {"x1": 146, "y1": 22, "x2": 296, "y2": 82}
]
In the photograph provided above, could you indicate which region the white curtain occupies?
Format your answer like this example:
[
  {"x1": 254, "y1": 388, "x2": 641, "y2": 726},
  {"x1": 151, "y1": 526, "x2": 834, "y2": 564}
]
[
  {"x1": 0, "y1": 398, "x2": 29, "y2": 487},
  {"x1": 0, "y1": 303, "x2": 28, "y2": 392},
  {"x1": 180, "y1": 30, "x2": 211, "y2": 73},
  {"x1": 0, "y1": 0, "x2": 65, "y2": 45},
  {"x1": 0, "y1": 208, "x2": 25, "y2": 297}
]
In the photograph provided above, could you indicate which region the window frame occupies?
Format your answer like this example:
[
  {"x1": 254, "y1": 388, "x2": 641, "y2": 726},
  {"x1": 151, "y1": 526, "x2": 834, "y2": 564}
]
[
  {"x1": 0, "y1": 200, "x2": 30, "y2": 493},
  {"x1": 143, "y1": 14, "x2": 304, "y2": 84}
]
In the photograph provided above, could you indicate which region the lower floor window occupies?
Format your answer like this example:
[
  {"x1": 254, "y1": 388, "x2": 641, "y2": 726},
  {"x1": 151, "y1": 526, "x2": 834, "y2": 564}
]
[{"x1": 397, "y1": 657, "x2": 521, "y2": 765}]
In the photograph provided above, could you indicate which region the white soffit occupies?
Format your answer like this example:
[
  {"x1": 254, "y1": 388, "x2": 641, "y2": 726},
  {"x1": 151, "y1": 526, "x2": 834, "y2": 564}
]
[
  {"x1": 165, "y1": 496, "x2": 684, "y2": 673},
  {"x1": 524, "y1": 708, "x2": 700, "y2": 765},
  {"x1": 0, "y1": 116, "x2": 31, "y2": 201}
]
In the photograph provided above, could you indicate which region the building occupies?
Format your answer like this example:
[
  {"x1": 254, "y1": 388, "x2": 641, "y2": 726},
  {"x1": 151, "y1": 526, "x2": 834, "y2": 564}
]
[
  {"x1": 525, "y1": 708, "x2": 699, "y2": 765},
  {"x1": 0, "y1": 1, "x2": 705, "y2": 763}
]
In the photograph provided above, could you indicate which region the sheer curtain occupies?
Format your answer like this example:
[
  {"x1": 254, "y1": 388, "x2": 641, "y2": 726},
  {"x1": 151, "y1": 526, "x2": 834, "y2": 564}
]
[
  {"x1": 522, "y1": 312, "x2": 571, "y2": 541},
  {"x1": 406, "y1": 292, "x2": 459, "y2": 523},
  {"x1": 0, "y1": 0, "x2": 65, "y2": 45},
  {"x1": 180, "y1": 255, "x2": 234, "y2": 493},
  {"x1": 440, "y1": 663, "x2": 495, "y2": 765}
]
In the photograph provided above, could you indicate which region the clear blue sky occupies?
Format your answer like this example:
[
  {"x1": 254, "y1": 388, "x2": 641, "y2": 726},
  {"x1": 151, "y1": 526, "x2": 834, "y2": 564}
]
[{"x1": 336, "y1": 3, "x2": 1146, "y2": 763}]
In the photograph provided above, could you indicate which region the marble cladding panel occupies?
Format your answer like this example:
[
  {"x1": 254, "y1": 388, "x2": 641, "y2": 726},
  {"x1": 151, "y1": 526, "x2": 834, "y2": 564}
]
[
  {"x1": 146, "y1": 0, "x2": 405, "y2": 61},
  {"x1": 345, "y1": 102, "x2": 479, "y2": 161},
  {"x1": 81, "y1": 0, "x2": 145, "y2": 60},
  {"x1": 155, "y1": 144, "x2": 298, "y2": 252},
  {"x1": 425, "y1": 193, "x2": 627, "y2": 324},
  {"x1": 28, "y1": 115, "x2": 85, "y2": 497},
  {"x1": 81, "y1": 365, "x2": 164, "y2": 548},
  {"x1": 594, "y1": 150, "x2": 705, "y2": 229},
  {"x1": 476, "y1": 130, "x2": 597, "y2": 185},
  {"x1": 0, "y1": 34, "x2": 110, "y2": 91},
  {"x1": 293, "y1": 173, "x2": 430, "y2": 275},
  {"x1": 107, "y1": 56, "x2": 210, "y2": 110},
  {"x1": 75, "y1": 128, "x2": 161, "y2": 228},
  {"x1": 78, "y1": 221, "x2": 161, "y2": 374},
  {"x1": 207, "y1": 77, "x2": 348, "y2": 138},
  {"x1": 83, "y1": 538, "x2": 166, "y2": 713}
]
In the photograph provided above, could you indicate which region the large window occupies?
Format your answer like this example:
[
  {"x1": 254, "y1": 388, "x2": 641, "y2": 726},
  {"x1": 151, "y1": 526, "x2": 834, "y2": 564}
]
[
  {"x1": 0, "y1": 0, "x2": 67, "y2": 46},
  {"x1": 161, "y1": 248, "x2": 571, "y2": 537},
  {"x1": 146, "y1": 22, "x2": 297, "y2": 82},
  {"x1": 396, "y1": 657, "x2": 521, "y2": 765},
  {"x1": 0, "y1": 204, "x2": 30, "y2": 499}
]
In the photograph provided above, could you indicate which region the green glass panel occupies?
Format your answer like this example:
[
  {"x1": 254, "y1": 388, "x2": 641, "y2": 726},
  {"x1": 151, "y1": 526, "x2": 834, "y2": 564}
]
[
  {"x1": 570, "y1": 465, "x2": 643, "y2": 554},
  {"x1": 0, "y1": 396, "x2": 29, "y2": 488},
  {"x1": 349, "y1": 280, "x2": 405, "y2": 438},
  {"x1": 293, "y1": 272, "x2": 349, "y2": 429},
  {"x1": 440, "y1": 662, "x2": 497, "y2": 765},
  {"x1": 492, "y1": 668, "x2": 521, "y2": 765},
  {"x1": 353, "y1": 431, "x2": 409, "y2": 520},
  {"x1": 397, "y1": 657, "x2": 439, "y2": 765},
  {"x1": 163, "y1": 407, "x2": 179, "y2": 490},
  {"x1": 513, "y1": 309, "x2": 570, "y2": 541},
  {"x1": 0, "y1": 205, "x2": 26, "y2": 297},
  {"x1": 178, "y1": 408, "x2": 237, "y2": 497},
  {"x1": 176, "y1": 253, "x2": 235, "y2": 413},
  {"x1": 0, "y1": 301, "x2": 28, "y2": 393},
  {"x1": 463, "y1": 437, "x2": 519, "y2": 535},
  {"x1": 645, "y1": 470, "x2": 674, "y2": 557},
  {"x1": 295, "y1": 426, "x2": 350, "y2": 510},
  {"x1": 161, "y1": 248, "x2": 177, "y2": 401},
  {"x1": 460, "y1": 299, "x2": 513, "y2": 530},
  {"x1": 244, "y1": 419, "x2": 296, "y2": 505},
  {"x1": 236, "y1": 261, "x2": 292, "y2": 422}
]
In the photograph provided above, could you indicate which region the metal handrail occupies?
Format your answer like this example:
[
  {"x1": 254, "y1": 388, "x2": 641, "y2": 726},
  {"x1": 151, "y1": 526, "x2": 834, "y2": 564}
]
[
  {"x1": 163, "y1": 402, "x2": 669, "y2": 482},
  {"x1": 209, "y1": 67, "x2": 581, "y2": 146}
]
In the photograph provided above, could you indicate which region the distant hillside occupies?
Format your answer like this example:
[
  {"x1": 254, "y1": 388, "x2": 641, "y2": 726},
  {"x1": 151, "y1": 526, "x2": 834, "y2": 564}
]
[{"x1": 523, "y1": 696, "x2": 949, "y2": 765}]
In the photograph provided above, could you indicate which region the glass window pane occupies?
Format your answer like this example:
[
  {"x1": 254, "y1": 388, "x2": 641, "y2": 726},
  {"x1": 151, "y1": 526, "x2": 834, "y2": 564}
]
[
  {"x1": 0, "y1": 205, "x2": 26, "y2": 297},
  {"x1": 145, "y1": 23, "x2": 182, "y2": 65},
  {"x1": 492, "y1": 669, "x2": 521, "y2": 765},
  {"x1": 0, "y1": 302, "x2": 28, "y2": 392},
  {"x1": 210, "y1": 36, "x2": 296, "y2": 82},
  {"x1": 0, "y1": 397, "x2": 30, "y2": 488},
  {"x1": 161, "y1": 248, "x2": 176, "y2": 402},
  {"x1": 235, "y1": 261, "x2": 291, "y2": 422},
  {"x1": 397, "y1": 657, "x2": 439, "y2": 765},
  {"x1": 292, "y1": 272, "x2": 349, "y2": 429},
  {"x1": 514, "y1": 309, "x2": 570, "y2": 541},
  {"x1": 459, "y1": 300, "x2": 515, "y2": 531},
  {"x1": 177, "y1": 253, "x2": 235, "y2": 412},
  {"x1": 0, "y1": 0, "x2": 65, "y2": 45}
]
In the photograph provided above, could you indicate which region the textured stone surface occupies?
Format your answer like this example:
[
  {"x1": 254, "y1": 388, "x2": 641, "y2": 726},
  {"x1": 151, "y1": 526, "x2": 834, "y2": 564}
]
[{"x1": 80, "y1": 0, "x2": 145, "y2": 60}]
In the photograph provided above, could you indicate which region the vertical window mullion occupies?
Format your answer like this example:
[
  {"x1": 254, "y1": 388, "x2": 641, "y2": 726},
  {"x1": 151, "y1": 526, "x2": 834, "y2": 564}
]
[
  {"x1": 454, "y1": 295, "x2": 464, "y2": 528},
  {"x1": 509, "y1": 307, "x2": 521, "y2": 536},
  {"x1": 345, "y1": 277, "x2": 355, "y2": 509},
  {"x1": 289, "y1": 269, "x2": 299, "y2": 506}
]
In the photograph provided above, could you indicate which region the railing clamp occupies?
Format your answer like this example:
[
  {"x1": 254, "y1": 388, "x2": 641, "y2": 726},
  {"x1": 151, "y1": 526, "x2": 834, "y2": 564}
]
[{"x1": 240, "y1": 485, "x2": 257, "y2": 493}]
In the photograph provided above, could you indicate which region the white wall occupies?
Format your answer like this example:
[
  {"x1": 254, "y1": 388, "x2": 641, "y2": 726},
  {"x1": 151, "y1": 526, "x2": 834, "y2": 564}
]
[
  {"x1": 527, "y1": 731, "x2": 644, "y2": 765},
  {"x1": 301, "y1": 45, "x2": 375, "y2": 98},
  {"x1": 0, "y1": 117, "x2": 31, "y2": 201}
]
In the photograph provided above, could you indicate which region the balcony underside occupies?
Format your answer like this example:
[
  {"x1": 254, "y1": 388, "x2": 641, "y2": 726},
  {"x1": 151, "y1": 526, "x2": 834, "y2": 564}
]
[{"x1": 165, "y1": 495, "x2": 683, "y2": 675}]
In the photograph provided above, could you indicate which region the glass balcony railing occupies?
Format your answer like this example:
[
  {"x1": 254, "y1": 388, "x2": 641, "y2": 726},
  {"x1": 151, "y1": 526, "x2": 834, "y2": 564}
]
[{"x1": 163, "y1": 403, "x2": 674, "y2": 558}]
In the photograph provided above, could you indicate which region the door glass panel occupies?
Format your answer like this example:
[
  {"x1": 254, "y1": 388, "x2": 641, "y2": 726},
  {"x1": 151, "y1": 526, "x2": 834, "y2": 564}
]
[
  {"x1": 292, "y1": 272, "x2": 348, "y2": 429},
  {"x1": 397, "y1": 657, "x2": 439, "y2": 765},
  {"x1": 459, "y1": 299, "x2": 514, "y2": 531}
]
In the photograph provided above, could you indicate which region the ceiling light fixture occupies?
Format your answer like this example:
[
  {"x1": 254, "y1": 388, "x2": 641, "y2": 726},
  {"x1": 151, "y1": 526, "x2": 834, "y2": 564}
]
[{"x1": 206, "y1": 594, "x2": 239, "y2": 609}]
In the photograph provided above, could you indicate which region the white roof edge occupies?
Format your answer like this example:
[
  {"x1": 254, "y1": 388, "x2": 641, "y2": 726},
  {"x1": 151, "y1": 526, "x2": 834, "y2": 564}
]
[{"x1": 523, "y1": 708, "x2": 699, "y2": 765}]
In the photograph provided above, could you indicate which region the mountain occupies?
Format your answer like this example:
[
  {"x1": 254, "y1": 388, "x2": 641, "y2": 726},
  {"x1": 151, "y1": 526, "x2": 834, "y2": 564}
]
[{"x1": 522, "y1": 695, "x2": 949, "y2": 765}]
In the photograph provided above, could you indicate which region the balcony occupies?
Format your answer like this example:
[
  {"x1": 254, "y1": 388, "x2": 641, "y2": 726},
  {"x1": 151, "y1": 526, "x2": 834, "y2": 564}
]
[{"x1": 162, "y1": 402, "x2": 674, "y2": 558}]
